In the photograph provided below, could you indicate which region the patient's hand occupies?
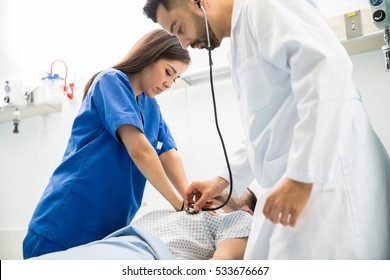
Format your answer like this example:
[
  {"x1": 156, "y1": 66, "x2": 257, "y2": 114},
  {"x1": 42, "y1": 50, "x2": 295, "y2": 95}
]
[{"x1": 262, "y1": 178, "x2": 312, "y2": 227}]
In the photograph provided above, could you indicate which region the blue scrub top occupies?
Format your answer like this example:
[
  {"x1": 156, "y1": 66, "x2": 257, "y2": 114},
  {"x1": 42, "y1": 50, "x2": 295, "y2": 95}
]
[{"x1": 28, "y1": 69, "x2": 176, "y2": 249}]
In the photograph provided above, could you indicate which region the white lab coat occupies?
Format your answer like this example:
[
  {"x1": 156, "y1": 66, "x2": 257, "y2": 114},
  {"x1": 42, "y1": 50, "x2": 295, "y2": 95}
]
[{"x1": 219, "y1": 0, "x2": 390, "y2": 259}]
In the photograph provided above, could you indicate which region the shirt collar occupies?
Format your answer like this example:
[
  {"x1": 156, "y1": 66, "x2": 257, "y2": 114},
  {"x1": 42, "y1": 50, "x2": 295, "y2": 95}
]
[{"x1": 231, "y1": 0, "x2": 245, "y2": 34}]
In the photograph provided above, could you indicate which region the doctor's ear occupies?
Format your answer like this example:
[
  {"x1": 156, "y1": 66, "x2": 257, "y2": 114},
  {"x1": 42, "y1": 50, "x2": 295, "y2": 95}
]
[{"x1": 195, "y1": 0, "x2": 202, "y2": 8}]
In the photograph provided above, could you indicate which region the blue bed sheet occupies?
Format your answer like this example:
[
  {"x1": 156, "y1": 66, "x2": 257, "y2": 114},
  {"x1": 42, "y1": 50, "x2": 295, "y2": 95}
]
[{"x1": 32, "y1": 225, "x2": 174, "y2": 260}]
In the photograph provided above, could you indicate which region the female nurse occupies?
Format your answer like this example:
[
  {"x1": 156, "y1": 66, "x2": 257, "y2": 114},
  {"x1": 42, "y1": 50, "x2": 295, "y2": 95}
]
[{"x1": 23, "y1": 29, "x2": 191, "y2": 258}]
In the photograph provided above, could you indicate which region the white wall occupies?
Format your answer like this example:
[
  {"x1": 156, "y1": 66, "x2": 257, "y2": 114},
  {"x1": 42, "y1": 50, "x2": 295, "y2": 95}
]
[
  {"x1": 0, "y1": 0, "x2": 160, "y2": 81},
  {"x1": 1, "y1": 0, "x2": 389, "y2": 259},
  {"x1": 316, "y1": 0, "x2": 369, "y2": 16}
]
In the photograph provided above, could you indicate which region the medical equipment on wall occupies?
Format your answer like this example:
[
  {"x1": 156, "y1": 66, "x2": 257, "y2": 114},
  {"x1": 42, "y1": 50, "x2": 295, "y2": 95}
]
[
  {"x1": 1, "y1": 80, "x2": 22, "y2": 133},
  {"x1": 39, "y1": 59, "x2": 74, "y2": 103},
  {"x1": 0, "y1": 80, "x2": 31, "y2": 133},
  {"x1": 369, "y1": 0, "x2": 390, "y2": 70},
  {"x1": 186, "y1": 2, "x2": 233, "y2": 214},
  {"x1": 0, "y1": 59, "x2": 75, "y2": 133},
  {"x1": 3, "y1": 81, "x2": 11, "y2": 103},
  {"x1": 12, "y1": 108, "x2": 21, "y2": 133},
  {"x1": 39, "y1": 73, "x2": 64, "y2": 105}
]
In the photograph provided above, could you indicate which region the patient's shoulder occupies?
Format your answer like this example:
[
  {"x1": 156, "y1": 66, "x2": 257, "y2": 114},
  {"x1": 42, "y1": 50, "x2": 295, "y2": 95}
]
[
  {"x1": 133, "y1": 209, "x2": 175, "y2": 223},
  {"x1": 225, "y1": 210, "x2": 253, "y2": 220}
]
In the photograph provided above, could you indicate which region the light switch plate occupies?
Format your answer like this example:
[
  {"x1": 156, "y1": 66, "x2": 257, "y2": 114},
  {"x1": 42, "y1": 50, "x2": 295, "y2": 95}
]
[{"x1": 345, "y1": 10, "x2": 364, "y2": 39}]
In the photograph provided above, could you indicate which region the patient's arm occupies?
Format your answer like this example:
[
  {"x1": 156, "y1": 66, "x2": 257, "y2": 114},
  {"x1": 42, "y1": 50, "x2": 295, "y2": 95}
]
[{"x1": 210, "y1": 238, "x2": 248, "y2": 260}]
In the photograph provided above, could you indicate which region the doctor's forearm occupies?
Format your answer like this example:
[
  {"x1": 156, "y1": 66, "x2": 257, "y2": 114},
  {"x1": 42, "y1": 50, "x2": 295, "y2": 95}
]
[{"x1": 212, "y1": 176, "x2": 230, "y2": 192}]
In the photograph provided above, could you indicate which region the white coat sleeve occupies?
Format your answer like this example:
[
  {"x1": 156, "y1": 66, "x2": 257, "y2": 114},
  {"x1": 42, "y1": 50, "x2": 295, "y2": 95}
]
[
  {"x1": 249, "y1": 0, "x2": 352, "y2": 191},
  {"x1": 218, "y1": 139, "x2": 254, "y2": 196}
]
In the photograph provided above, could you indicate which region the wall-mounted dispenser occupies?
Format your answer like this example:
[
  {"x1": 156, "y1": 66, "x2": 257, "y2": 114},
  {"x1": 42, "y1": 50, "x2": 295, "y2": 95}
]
[
  {"x1": 0, "y1": 59, "x2": 75, "y2": 132},
  {"x1": 369, "y1": 0, "x2": 390, "y2": 70}
]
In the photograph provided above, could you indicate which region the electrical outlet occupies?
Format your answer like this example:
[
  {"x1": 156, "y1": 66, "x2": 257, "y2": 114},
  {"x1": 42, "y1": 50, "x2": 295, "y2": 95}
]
[{"x1": 345, "y1": 10, "x2": 364, "y2": 39}]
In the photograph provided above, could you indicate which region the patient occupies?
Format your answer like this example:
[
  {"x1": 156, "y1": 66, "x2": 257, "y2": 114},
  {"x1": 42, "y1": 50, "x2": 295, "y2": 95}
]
[{"x1": 32, "y1": 188, "x2": 256, "y2": 260}]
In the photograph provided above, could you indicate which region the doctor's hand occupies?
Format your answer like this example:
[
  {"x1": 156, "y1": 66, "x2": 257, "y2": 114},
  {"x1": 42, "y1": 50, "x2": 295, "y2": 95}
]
[
  {"x1": 185, "y1": 177, "x2": 229, "y2": 212},
  {"x1": 263, "y1": 178, "x2": 312, "y2": 227}
]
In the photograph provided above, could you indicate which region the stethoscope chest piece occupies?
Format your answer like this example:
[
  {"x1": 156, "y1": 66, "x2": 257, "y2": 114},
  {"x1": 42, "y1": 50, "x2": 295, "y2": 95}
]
[{"x1": 185, "y1": 204, "x2": 199, "y2": 214}]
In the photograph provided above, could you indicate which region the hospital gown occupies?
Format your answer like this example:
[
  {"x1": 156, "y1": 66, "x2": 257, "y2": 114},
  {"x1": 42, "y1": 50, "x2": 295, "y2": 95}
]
[
  {"x1": 32, "y1": 209, "x2": 253, "y2": 260},
  {"x1": 133, "y1": 210, "x2": 252, "y2": 260}
]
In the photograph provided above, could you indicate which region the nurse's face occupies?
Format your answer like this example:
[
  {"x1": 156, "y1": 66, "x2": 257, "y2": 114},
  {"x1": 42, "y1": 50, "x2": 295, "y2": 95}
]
[
  {"x1": 156, "y1": 4, "x2": 221, "y2": 50},
  {"x1": 139, "y1": 59, "x2": 187, "y2": 98}
]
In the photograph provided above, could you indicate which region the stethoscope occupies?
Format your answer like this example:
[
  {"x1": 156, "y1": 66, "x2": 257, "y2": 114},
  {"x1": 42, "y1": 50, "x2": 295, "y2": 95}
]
[{"x1": 186, "y1": 3, "x2": 233, "y2": 214}]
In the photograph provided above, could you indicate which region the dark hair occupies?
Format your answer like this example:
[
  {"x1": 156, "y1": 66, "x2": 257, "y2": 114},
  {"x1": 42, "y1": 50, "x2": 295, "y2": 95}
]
[
  {"x1": 143, "y1": 0, "x2": 183, "y2": 23},
  {"x1": 83, "y1": 28, "x2": 191, "y2": 100},
  {"x1": 246, "y1": 188, "x2": 258, "y2": 212}
]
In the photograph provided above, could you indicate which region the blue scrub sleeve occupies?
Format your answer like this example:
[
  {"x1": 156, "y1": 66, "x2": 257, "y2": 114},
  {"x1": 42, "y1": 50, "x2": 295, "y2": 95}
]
[
  {"x1": 157, "y1": 117, "x2": 177, "y2": 155},
  {"x1": 91, "y1": 70, "x2": 144, "y2": 142}
]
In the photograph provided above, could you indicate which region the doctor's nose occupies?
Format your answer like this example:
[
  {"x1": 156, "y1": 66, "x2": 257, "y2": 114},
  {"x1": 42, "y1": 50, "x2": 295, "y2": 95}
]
[{"x1": 178, "y1": 36, "x2": 191, "y2": 49}]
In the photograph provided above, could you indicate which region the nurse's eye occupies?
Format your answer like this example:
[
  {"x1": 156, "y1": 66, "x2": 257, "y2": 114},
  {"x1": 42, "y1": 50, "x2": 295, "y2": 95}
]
[{"x1": 165, "y1": 69, "x2": 172, "y2": 77}]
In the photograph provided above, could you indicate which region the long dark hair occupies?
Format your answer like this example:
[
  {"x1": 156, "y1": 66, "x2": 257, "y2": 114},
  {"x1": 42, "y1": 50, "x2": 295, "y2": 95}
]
[{"x1": 83, "y1": 29, "x2": 191, "y2": 100}]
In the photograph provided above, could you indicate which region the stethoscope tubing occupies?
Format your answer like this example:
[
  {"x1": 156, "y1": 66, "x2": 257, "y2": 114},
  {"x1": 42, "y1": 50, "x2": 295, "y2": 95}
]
[{"x1": 191, "y1": 5, "x2": 233, "y2": 213}]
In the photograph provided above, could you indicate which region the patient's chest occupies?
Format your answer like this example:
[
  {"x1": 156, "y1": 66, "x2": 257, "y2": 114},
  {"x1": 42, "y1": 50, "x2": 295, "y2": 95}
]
[
  {"x1": 132, "y1": 210, "x2": 252, "y2": 260},
  {"x1": 133, "y1": 210, "x2": 218, "y2": 259}
]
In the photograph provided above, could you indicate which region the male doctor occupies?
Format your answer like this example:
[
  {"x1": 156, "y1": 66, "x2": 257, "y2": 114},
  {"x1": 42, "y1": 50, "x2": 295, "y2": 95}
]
[{"x1": 143, "y1": 0, "x2": 390, "y2": 259}]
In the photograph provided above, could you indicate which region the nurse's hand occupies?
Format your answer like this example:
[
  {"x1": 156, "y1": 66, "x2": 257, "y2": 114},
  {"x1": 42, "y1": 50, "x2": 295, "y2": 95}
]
[
  {"x1": 263, "y1": 178, "x2": 312, "y2": 227},
  {"x1": 185, "y1": 177, "x2": 229, "y2": 212}
]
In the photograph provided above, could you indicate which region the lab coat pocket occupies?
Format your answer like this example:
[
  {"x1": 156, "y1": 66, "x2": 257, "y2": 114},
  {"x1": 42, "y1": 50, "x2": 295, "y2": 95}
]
[
  {"x1": 260, "y1": 152, "x2": 288, "y2": 188},
  {"x1": 238, "y1": 57, "x2": 272, "y2": 114}
]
